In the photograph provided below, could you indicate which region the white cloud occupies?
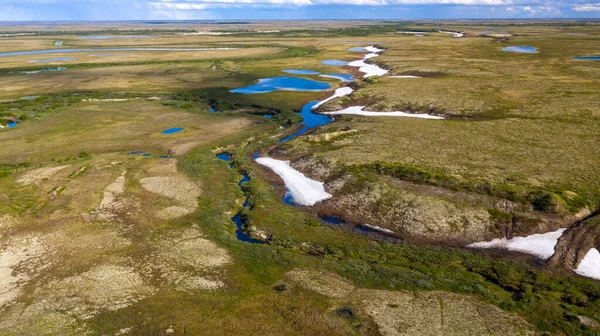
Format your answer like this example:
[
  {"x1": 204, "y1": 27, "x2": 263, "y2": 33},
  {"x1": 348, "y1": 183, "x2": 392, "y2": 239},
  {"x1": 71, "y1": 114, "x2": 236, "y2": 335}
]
[{"x1": 573, "y1": 3, "x2": 600, "y2": 10}]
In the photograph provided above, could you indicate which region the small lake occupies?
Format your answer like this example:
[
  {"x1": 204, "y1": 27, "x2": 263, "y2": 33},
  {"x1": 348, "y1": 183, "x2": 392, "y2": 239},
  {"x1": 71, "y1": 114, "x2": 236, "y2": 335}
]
[
  {"x1": 7, "y1": 121, "x2": 17, "y2": 128},
  {"x1": 162, "y1": 127, "x2": 184, "y2": 134},
  {"x1": 319, "y1": 73, "x2": 354, "y2": 82},
  {"x1": 348, "y1": 47, "x2": 367, "y2": 52},
  {"x1": 572, "y1": 56, "x2": 600, "y2": 61},
  {"x1": 54, "y1": 41, "x2": 63, "y2": 46},
  {"x1": 230, "y1": 77, "x2": 331, "y2": 94},
  {"x1": 282, "y1": 69, "x2": 320, "y2": 75},
  {"x1": 321, "y1": 60, "x2": 349, "y2": 66},
  {"x1": 29, "y1": 57, "x2": 75, "y2": 63},
  {"x1": 502, "y1": 46, "x2": 538, "y2": 53},
  {"x1": 0, "y1": 47, "x2": 235, "y2": 57},
  {"x1": 279, "y1": 101, "x2": 332, "y2": 143}
]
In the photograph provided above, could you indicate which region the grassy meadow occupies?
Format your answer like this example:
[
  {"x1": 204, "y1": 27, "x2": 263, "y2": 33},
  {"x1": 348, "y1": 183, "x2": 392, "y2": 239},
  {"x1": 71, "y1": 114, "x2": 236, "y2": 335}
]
[{"x1": 0, "y1": 21, "x2": 599, "y2": 335}]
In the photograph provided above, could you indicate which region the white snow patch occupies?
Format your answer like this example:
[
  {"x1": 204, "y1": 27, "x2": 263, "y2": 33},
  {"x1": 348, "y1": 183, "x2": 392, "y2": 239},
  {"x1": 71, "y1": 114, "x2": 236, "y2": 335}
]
[
  {"x1": 347, "y1": 46, "x2": 388, "y2": 78},
  {"x1": 364, "y1": 46, "x2": 384, "y2": 53},
  {"x1": 467, "y1": 229, "x2": 566, "y2": 260},
  {"x1": 312, "y1": 87, "x2": 354, "y2": 109},
  {"x1": 389, "y1": 75, "x2": 422, "y2": 79},
  {"x1": 256, "y1": 157, "x2": 332, "y2": 206},
  {"x1": 575, "y1": 248, "x2": 600, "y2": 280},
  {"x1": 348, "y1": 59, "x2": 388, "y2": 78},
  {"x1": 323, "y1": 106, "x2": 444, "y2": 120},
  {"x1": 439, "y1": 30, "x2": 464, "y2": 38},
  {"x1": 362, "y1": 224, "x2": 394, "y2": 234}
]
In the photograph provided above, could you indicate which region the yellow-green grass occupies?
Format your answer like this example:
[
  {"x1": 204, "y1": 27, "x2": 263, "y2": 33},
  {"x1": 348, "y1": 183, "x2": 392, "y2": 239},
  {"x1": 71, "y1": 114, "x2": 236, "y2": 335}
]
[
  {"x1": 0, "y1": 100, "x2": 262, "y2": 163},
  {"x1": 0, "y1": 46, "x2": 281, "y2": 69}
]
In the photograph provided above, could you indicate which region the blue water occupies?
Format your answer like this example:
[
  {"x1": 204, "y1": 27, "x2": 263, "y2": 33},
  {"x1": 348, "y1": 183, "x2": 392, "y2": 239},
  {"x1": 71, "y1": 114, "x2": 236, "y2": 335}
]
[
  {"x1": 321, "y1": 60, "x2": 349, "y2": 66},
  {"x1": 54, "y1": 41, "x2": 63, "y2": 46},
  {"x1": 238, "y1": 173, "x2": 250, "y2": 187},
  {"x1": 79, "y1": 35, "x2": 153, "y2": 39},
  {"x1": 210, "y1": 106, "x2": 215, "y2": 113},
  {"x1": 320, "y1": 73, "x2": 354, "y2": 82},
  {"x1": 282, "y1": 69, "x2": 320, "y2": 75},
  {"x1": 162, "y1": 127, "x2": 183, "y2": 134},
  {"x1": 217, "y1": 152, "x2": 234, "y2": 168},
  {"x1": 0, "y1": 47, "x2": 230, "y2": 57},
  {"x1": 142, "y1": 153, "x2": 152, "y2": 157},
  {"x1": 7, "y1": 121, "x2": 17, "y2": 128},
  {"x1": 502, "y1": 46, "x2": 538, "y2": 53},
  {"x1": 279, "y1": 101, "x2": 332, "y2": 143},
  {"x1": 25, "y1": 67, "x2": 67, "y2": 74},
  {"x1": 230, "y1": 77, "x2": 331, "y2": 94},
  {"x1": 128, "y1": 151, "x2": 145, "y2": 155},
  {"x1": 232, "y1": 213, "x2": 262, "y2": 244},
  {"x1": 216, "y1": 151, "x2": 263, "y2": 244},
  {"x1": 21, "y1": 96, "x2": 37, "y2": 100},
  {"x1": 264, "y1": 115, "x2": 273, "y2": 119},
  {"x1": 348, "y1": 47, "x2": 367, "y2": 52},
  {"x1": 29, "y1": 57, "x2": 75, "y2": 63},
  {"x1": 160, "y1": 155, "x2": 170, "y2": 159},
  {"x1": 573, "y1": 56, "x2": 600, "y2": 61}
]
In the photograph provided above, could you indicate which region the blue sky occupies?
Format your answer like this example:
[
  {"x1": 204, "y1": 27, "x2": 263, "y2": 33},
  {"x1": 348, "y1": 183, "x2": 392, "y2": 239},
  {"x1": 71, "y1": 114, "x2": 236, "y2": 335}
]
[{"x1": 0, "y1": 0, "x2": 598, "y2": 20}]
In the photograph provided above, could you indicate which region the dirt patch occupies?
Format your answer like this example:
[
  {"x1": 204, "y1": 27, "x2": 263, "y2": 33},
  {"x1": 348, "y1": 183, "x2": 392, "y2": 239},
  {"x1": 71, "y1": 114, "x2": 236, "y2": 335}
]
[
  {"x1": 97, "y1": 170, "x2": 127, "y2": 220},
  {"x1": 285, "y1": 269, "x2": 355, "y2": 299},
  {"x1": 139, "y1": 176, "x2": 200, "y2": 207},
  {"x1": 16, "y1": 165, "x2": 70, "y2": 185},
  {"x1": 157, "y1": 206, "x2": 195, "y2": 220},
  {"x1": 144, "y1": 226, "x2": 230, "y2": 292},
  {"x1": 354, "y1": 290, "x2": 534, "y2": 336},
  {"x1": 170, "y1": 142, "x2": 200, "y2": 156},
  {"x1": 0, "y1": 235, "x2": 47, "y2": 309}
]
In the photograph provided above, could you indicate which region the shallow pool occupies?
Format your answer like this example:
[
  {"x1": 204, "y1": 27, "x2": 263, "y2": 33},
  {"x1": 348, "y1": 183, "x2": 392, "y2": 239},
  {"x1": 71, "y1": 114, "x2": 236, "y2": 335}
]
[
  {"x1": 319, "y1": 73, "x2": 354, "y2": 82},
  {"x1": 162, "y1": 127, "x2": 184, "y2": 134},
  {"x1": 573, "y1": 56, "x2": 600, "y2": 61},
  {"x1": 230, "y1": 77, "x2": 331, "y2": 94},
  {"x1": 502, "y1": 46, "x2": 537, "y2": 53},
  {"x1": 321, "y1": 60, "x2": 349, "y2": 66},
  {"x1": 283, "y1": 69, "x2": 320, "y2": 75}
]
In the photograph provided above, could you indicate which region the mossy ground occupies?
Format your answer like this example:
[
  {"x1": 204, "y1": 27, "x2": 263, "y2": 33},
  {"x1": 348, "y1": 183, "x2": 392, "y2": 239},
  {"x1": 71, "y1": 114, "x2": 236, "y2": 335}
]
[{"x1": 0, "y1": 22, "x2": 599, "y2": 335}]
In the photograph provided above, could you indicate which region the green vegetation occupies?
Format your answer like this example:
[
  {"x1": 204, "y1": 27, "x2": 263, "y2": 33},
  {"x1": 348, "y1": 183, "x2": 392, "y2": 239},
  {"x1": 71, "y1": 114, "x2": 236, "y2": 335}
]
[{"x1": 0, "y1": 21, "x2": 599, "y2": 336}]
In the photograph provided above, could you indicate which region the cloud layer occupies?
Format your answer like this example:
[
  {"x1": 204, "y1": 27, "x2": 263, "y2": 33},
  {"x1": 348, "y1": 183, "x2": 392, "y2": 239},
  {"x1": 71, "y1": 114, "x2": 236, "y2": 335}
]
[{"x1": 0, "y1": 0, "x2": 597, "y2": 20}]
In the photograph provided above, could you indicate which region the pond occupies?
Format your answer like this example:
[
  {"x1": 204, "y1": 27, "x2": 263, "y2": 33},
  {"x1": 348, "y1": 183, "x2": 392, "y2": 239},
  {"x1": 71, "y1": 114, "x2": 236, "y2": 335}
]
[
  {"x1": 0, "y1": 47, "x2": 236, "y2": 57},
  {"x1": 502, "y1": 46, "x2": 538, "y2": 53},
  {"x1": 7, "y1": 121, "x2": 17, "y2": 128},
  {"x1": 283, "y1": 69, "x2": 320, "y2": 75},
  {"x1": 21, "y1": 96, "x2": 38, "y2": 100},
  {"x1": 279, "y1": 101, "x2": 332, "y2": 143},
  {"x1": 230, "y1": 77, "x2": 331, "y2": 94},
  {"x1": 54, "y1": 41, "x2": 63, "y2": 46},
  {"x1": 348, "y1": 47, "x2": 367, "y2": 52},
  {"x1": 162, "y1": 127, "x2": 184, "y2": 134},
  {"x1": 29, "y1": 57, "x2": 75, "y2": 63},
  {"x1": 319, "y1": 73, "x2": 354, "y2": 82},
  {"x1": 572, "y1": 56, "x2": 600, "y2": 61},
  {"x1": 321, "y1": 60, "x2": 349, "y2": 66}
]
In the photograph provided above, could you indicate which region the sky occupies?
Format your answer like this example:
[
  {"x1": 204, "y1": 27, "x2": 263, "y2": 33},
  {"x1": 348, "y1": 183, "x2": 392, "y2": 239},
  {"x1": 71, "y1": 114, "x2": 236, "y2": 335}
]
[{"x1": 0, "y1": 0, "x2": 598, "y2": 21}]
